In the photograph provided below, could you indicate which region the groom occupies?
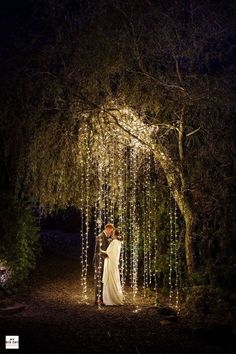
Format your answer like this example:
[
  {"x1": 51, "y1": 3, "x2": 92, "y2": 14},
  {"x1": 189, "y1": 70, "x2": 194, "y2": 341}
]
[{"x1": 93, "y1": 223, "x2": 114, "y2": 305}]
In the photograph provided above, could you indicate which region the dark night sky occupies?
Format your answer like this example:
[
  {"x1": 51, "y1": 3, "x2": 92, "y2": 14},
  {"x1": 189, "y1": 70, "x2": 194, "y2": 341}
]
[
  {"x1": 1, "y1": 0, "x2": 235, "y2": 76},
  {"x1": 0, "y1": 0, "x2": 92, "y2": 74}
]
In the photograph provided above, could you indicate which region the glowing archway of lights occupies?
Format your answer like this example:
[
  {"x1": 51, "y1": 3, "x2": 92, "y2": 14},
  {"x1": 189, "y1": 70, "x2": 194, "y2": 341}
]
[{"x1": 77, "y1": 106, "x2": 180, "y2": 312}]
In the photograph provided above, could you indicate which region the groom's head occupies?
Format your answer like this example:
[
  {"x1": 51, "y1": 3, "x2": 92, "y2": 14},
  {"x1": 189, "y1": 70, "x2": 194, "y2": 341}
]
[{"x1": 105, "y1": 223, "x2": 114, "y2": 237}]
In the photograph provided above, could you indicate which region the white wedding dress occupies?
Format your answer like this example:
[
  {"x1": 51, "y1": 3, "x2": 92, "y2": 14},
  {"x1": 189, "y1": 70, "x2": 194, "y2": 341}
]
[{"x1": 102, "y1": 239, "x2": 124, "y2": 306}]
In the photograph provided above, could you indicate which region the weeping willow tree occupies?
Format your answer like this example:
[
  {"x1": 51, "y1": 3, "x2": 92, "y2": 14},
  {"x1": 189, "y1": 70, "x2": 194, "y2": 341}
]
[{"x1": 16, "y1": 105, "x2": 180, "y2": 302}]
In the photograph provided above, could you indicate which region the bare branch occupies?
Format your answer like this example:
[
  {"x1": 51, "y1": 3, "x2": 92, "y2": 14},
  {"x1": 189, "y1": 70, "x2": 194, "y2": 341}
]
[
  {"x1": 174, "y1": 57, "x2": 183, "y2": 86},
  {"x1": 186, "y1": 127, "x2": 201, "y2": 137},
  {"x1": 178, "y1": 105, "x2": 185, "y2": 162}
]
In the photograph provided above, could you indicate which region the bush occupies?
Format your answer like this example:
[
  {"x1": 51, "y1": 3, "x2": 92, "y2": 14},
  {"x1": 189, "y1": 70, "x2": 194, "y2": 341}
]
[
  {"x1": 0, "y1": 196, "x2": 41, "y2": 291},
  {"x1": 7, "y1": 209, "x2": 41, "y2": 287},
  {"x1": 184, "y1": 285, "x2": 228, "y2": 314}
]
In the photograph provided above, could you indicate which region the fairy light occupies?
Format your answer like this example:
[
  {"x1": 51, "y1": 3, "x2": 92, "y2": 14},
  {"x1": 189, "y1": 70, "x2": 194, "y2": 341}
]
[
  {"x1": 129, "y1": 148, "x2": 134, "y2": 288},
  {"x1": 147, "y1": 153, "x2": 152, "y2": 286},
  {"x1": 93, "y1": 152, "x2": 99, "y2": 241},
  {"x1": 143, "y1": 156, "x2": 149, "y2": 296},
  {"x1": 125, "y1": 149, "x2": 131, "y2": 287},
  {"x1": 112, "y1": 146, "x2": 116, "y2": 223},
  {"x1": 169, "y1": 191, "x2": 174, "y2": 306},
  {"x1": 153, "y1": 162, "x2": 159, "y2": 303},
  {"x1": 97, "y1": 234, "x2": 103, "y2": 310},
  {"x1": 124, "y1": 149, "x2": 129, "y2": 284},
  {"x1": 80, "y1": 147, "x2": 85, "y2": 300},
  {"x1": 108, "y1": 145, "x2": 115, "y2": 224},
  {"x1": 94, "y1": 198, "x2": 98, "y2": 250},
  {"x1": 174, "y1": 199, "x2": 180, "y2": 313},
  {"x1": 96, "y1": 143, "x2": 104, "y2": 309},
  {"x1": 134, "y1": 150, "x2": 139, "y2": 297},
  {"x1": 83, "y1": 130, "x2": 90, "y2": 302},
  {"x1": 152, "y1": 185, "x2": 157, "y2": 297},
  {"x1": 117, "y1": 148, "x2": 126, "y2": 291},
  {"x1": 168, "y1": 192, "x2": 180, "y2": 312},
  {"x1": 104, "y1": 171, "x2": 109, "y2": 225},
  {"x1": 130, "y1": 147, "x2": 139, "y2": 300},
  {"x1": 143, "y1": 190, "x2": 147, "y2": 295},
  {"x1": 154, "y1": 218, "x2": 158, "y2": 301},
  {"x1": 79, "y1": 126, "x2": 90, "y2": 303},
  {"x1": 133, "y1": 222, "x2": 140, "y2": 299}
]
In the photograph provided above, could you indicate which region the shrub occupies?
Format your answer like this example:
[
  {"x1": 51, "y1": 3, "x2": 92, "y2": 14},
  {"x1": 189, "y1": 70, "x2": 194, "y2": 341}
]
[
  {"x1": 7, "y1": 209, "x2": 41, "y2": 287},
  {"x1": 0, "y1": 196, "x2": 40, "y2": 291}
]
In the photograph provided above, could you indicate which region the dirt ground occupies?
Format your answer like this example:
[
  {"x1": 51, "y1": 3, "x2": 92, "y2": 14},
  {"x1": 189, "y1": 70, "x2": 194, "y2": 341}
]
[{"x1": 0, "y1": 251, "x2": 235, "y2": 354}]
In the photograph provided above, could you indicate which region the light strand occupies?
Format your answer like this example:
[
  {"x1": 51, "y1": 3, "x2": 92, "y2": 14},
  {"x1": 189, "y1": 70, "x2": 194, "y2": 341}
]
[
  {"x1": 169, "y1": 191, "x2": 174, "y2": 306},
  {"x1": 174, "y1": 200, "x2": 180, "y2": 313}
]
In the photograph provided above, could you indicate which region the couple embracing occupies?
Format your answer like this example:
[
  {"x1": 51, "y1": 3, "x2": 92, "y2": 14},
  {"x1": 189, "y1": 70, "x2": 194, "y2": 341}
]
[{"x1": 93, "y1": 224, "x2": 124, "y2": 306}]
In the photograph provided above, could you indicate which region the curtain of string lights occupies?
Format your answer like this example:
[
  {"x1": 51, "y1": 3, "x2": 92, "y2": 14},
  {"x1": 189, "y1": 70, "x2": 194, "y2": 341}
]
[{"x1": 76, "y1": 109, "x2": 181, "y2": 310}]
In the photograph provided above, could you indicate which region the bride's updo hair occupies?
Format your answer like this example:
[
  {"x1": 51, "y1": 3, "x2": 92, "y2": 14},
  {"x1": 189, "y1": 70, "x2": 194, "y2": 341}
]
[{"x1": 114, "y1": 229, "x2": 123, "y2": 241}]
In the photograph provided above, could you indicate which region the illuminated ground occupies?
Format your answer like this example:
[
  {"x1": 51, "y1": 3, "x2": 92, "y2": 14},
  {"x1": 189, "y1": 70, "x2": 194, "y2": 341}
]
[{"x1": 0, "y1": 251, "x2": 234, "y2": 354}]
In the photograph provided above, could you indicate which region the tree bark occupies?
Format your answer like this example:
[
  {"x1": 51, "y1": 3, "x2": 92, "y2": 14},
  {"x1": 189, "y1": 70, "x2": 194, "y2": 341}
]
[
  {"x1": 153, "y1": 147, "x2": 196, "y2": 277},
  {"x1": 166, "y1": 173, "x2": 196, "y2": 277},
  {"x1": 183, "y1": 203, "x2": 196, "y2": 278}
]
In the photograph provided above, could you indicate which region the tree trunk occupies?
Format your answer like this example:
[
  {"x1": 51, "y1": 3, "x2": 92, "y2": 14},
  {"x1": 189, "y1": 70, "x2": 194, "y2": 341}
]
[
  {"x1": 181, "y1": 198, "x2": 196, "y2": 278},
  {"x1": 172, "y1": 186, "x2": 196, "y2": 277},
  {"x1": 153, "y1": 148, "x2": 196, "y2": 277}
]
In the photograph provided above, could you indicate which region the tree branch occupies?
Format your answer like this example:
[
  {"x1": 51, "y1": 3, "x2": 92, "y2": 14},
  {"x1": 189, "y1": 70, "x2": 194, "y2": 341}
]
[
  {"x1": 186, "y1": 127, "x2": 201, "y2": 137},
  {"x1": 178, "y1": 105, "x2": 185, "y2": 162}
]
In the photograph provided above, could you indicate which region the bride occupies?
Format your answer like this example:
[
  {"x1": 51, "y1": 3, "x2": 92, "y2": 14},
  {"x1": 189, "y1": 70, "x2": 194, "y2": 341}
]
[{"x1": 101, "y1": 229, "x2": 124, "y2": 306}]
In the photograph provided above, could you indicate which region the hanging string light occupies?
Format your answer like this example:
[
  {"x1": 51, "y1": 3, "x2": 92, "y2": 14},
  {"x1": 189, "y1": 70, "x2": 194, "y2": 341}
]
[
  {"x1": 96, "y1": 235, "x2": 103, "y2": 310},
  {"x1": 143, "y1": 156, "x2": 149, "y2": 297},
  {"x1": 130, "y1": 148, "x2": 136, "y2": 290},
  {"x1": 174, "y1": 199, "x2": 180, "y2": 312},
  {"x1": 147, "y1": 153, "x2": 152, "y2": 286},
  {"x1": 123, "y1": 148, "x2": 129, "y2": 286},
  {"x1": 169, "y1": 190, "x2": 174, "y2": 307},
  {"x1": 130, "y1": 147, "x2": 139, "y2": 300},
  {"x1": 126, "y1": 149, "x2": 132, "y2": 288},
  {"x1": 168, "y1": 191, "x2": 180, "y2": 312},
  {"x1": 95, "y1": 136, "x2": 105, "y2": 309},
  {"x1": 117, "y1": 146, "x2": 126, "y2": 291},
  {"x1": 83, "y1": 130, "x2": 90, "y2": 303},
  {"x1": 80, "y1": 145, "x2": 86, "y2": 301},
  {"x1": 108, "y1": 144, "x2": 115, "y2": 224},
  {"x1": 94, "y1": 197, "x2": 98, "y2": 252},
  {"x1": 93, "y1": 142, "x2": 99, "y2": 241},
  {"x1": 79, "y1": 126, "x2": 91, "y2": 303},
  {"x1": 103, "y1": 170, "x2": 107, "y2": 226},
  {"x1": 133, "y1": 221, "x2": 140, "y2": 300},
  {"x1": 153, "y1": 187, "x2": 158, "y2": 300},
  {"x1": 154, "y1": 222, "x2": 158, "y2": 302}
]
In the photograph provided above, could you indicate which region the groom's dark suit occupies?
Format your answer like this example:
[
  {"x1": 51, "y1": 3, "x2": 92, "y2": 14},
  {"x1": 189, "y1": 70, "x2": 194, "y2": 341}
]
[{"x1": 93, "y1": 231, "x2": 110, "y2": 302}]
